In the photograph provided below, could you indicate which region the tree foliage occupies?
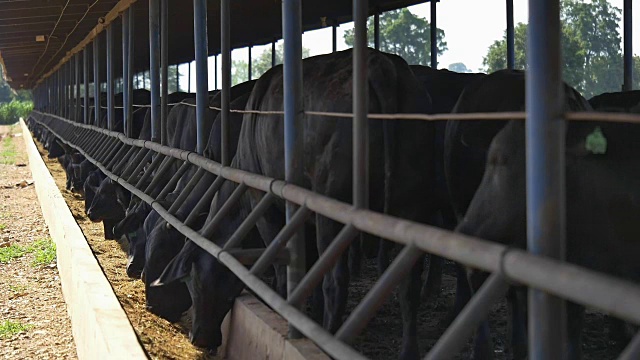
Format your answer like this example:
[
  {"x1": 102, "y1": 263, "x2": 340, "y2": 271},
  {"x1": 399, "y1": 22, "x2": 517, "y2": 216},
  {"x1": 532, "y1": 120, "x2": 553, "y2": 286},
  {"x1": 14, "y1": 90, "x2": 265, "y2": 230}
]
[
  {"x1": 483, "y1": 0, "x2": 638, "y2": 98},
  {"x1": 343, "y1": 9, "x2": 447, "y2": 66},
  {"x1": 232, "y1": 44, "x2": 311, "y2": 86},
  {"x1": 448, "y1": 63, "x2": 472, "y2": 73}
]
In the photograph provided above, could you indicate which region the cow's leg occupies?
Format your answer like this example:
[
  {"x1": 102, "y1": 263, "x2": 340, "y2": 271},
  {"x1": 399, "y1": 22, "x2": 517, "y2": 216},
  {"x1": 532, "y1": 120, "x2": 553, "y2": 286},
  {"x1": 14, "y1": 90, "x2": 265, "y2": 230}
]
[
  {"x1": 566, "y1": 301, "x2": 584, "y2": 360},
  {"x1": 421, "y1": 254, "x2": 443, "y2": 301},
  {"x1": 377, "y1": 238, "x2": 395, "y2": 276},
  {"x1": 318, "y1": 214, "x2": 349, "y2": 333},
  {"x1": 442, "y1": 263, "x2": 472, "y2": 327},
  {"x1": 398, "y1": 253, "x2": 425, "y2": 360},
  {"x1": 507, "y1": 287, "x2": 527, "y2": 359}
]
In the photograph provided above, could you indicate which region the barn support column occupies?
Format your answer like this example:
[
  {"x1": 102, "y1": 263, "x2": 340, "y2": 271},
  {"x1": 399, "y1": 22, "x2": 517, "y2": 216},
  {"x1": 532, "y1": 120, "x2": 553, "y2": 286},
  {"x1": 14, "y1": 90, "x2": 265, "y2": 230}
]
[
  {"x1": 430, "y1": 0, "x2": 437, "y2": 68},
  {"x1": 75, "y1": 53, "x2": 81, "y2": 122},
  {"x1": 248, "y1": 45, "x2": 252, "y2": 81},
  {"x1": 272, "y1": 41, "x2": 277, "y2": 66},
  {"x1": 374, "y1": 11, "x2": 380, "y2": 50},
  {"x1": 123, "y1": 8, "x2": 133, "y2": 137},
  {"x1": 150, "y1": 0, "x2": 161, "y2": 142},
  {"x1": 221, "y1": 0, "x2": 230, "y2": 162},
  {"x1": 283, "y1": 0, "x2": 305, "y2": 339},
  {"x1": 194, "y1": 0, "x2": 209, "y2": 154},
  {"x1": 84, "y1": 47, "x2": 90, "y2": 124},
  {"x1": 624, "y1": 0, "x2": 633, "y2": 91},
  {"x1": 332, "y1": 21, "x2": 338, "y2": 53},
  {"x1": 93, "y1": 37, "x2": 101, "y2": 127},
  {"x1": 107, "y1": 24, "x2": 115, "y2": 131},
  {"x1": 353, "y1": 0, "x2": 368, "y2": 211},
  {"x1": 161, "y1": 0, "x2": 169, "y2": 145},
  {"x1": 68, "y1": 59, "x2": 73, "y2": 119},
  {"x1": 507, "y1": 0, "x2": 515, "y2": 69},
  {"x1": 526, "y1": 0, "x2": 566, "y2": 359}
]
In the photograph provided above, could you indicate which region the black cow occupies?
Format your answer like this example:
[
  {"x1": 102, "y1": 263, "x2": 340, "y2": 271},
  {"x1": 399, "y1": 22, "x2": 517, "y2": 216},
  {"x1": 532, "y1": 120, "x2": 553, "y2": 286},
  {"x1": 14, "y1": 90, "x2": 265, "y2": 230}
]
[
  {"x1": 155, "y1": 49, "x2": 435, "y2": 359},
  {"x1": 132, "y1": 82, "x2": 255, "y2": 320},
  {"x1": 448, "y1": 70, "x2": 597, "y2": 359},
  {"x1": 589, "y1": 90, "x2": 640, "y2": 113}
]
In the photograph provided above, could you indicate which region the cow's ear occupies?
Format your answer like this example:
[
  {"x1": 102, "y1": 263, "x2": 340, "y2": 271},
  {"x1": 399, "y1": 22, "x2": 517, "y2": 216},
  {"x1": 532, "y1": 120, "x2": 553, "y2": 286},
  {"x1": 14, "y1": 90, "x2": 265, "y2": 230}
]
[{"x1": 151, "y1": 242, "x2": 197, "y2": 286}]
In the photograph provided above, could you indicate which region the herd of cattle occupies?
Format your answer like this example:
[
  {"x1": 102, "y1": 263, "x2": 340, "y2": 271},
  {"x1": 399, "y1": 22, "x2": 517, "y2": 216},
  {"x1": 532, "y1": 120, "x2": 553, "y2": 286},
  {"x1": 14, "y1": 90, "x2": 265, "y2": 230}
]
[{"x1": 29, "y1": 48, "x2": 640, "y2": 359}]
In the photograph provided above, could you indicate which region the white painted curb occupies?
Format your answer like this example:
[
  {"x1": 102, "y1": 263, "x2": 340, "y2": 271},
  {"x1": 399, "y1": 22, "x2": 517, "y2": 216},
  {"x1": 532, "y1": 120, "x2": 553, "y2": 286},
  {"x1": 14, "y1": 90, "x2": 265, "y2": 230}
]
[{"x1": 20, "y1": 119, "x2": 147, "y2": 360}]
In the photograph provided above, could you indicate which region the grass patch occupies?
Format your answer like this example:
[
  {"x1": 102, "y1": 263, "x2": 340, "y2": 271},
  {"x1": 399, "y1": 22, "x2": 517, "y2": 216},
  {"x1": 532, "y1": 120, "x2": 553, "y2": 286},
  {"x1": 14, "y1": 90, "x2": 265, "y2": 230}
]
[
  {"x1": 8, "y1": 284, "x2": 27, "y2": 294},
  {"x1": 0, "y1": 320, "x2": 34, "y2": 339},
  {"x1": 0, "y1": 223, "x2": 6, "y2": 231},
  {"x1": 0, "y1": 135, "x2": 17, "y2": 165},
  {"x1": 0, "y1": 238, "x2": 56, "y2": 266},
  {"x1": 30, "y1": 238, "x2": 56, "y2": 267},
  {"x1": 0, "y1": 244, "x2": 28, "y2": 263}
]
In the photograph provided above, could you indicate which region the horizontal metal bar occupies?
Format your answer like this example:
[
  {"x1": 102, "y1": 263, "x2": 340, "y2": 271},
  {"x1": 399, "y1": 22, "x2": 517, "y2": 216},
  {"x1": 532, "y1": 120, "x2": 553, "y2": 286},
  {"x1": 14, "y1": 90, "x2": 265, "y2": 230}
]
[
  {"x1": 30, "y1": 112, "x2": 640, "y2": 337},
  {"x1": 226, "y1": 248, "x2": 290, "y2": 266},
  {"x1": 425, "y1": 273, "x2": 510, "y2": 360}
]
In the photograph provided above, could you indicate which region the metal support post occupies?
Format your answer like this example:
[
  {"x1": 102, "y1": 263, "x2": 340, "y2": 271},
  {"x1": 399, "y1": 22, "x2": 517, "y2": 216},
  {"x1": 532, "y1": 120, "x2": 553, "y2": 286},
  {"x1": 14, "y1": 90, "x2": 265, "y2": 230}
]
[
  {"x1": 194, "y1": 0, "x2": 209, "y2": 154},
  {"x1": 107, "y1": 25, "x2": 115, "y2": 131},
  {"x1": 430, "y1": 0, "x2": 437, "y2": 68},
  {"x1": 374, "y1": 11, "x2": 380, "y2": 50},
  {"x1": 272, "y1": 40, "x2": 277, "y2": 66},
  {"x1": 526, "y1": 0, "x2": 566, "y2": 359},
  {"x1": 623, "y1": 0, "x2": 633, "y2": 91},
  {"x1": 125, "y1": 8, "x2": 134, "y2": 137},
  {"x1": 93, "y1": 37, "x2": 101, "y2": 126},
  {"x1": 353, "y1": 0, "x2": 368, "y2": 211},
  {"x1": 75, "y1": 53, "x2": 80, "y2": 122},
  {"x1": 332, "y1": 21, "x2": 337, "y2": 53},
  {"x1": 221, "y1": 0, "x2": 230, "y2": 162},
  {"x1": 507, "y1": 0, "x2": 515, "y2": 70},
  {"x1": 150, "y1": 0, "x2": 161, "y2": 142},
  {"x1": 248, "y1": 45, "x2": 252, "y2": 81},
  {"x1": 161, "y1": 0, "x2": 169, "y2": 145},
  {"x1": 283, "y1": 0, "x2": 305, "y2": 339},
  {"x1": 84, "y1": 47, "x2": 90, "y2": 124}
]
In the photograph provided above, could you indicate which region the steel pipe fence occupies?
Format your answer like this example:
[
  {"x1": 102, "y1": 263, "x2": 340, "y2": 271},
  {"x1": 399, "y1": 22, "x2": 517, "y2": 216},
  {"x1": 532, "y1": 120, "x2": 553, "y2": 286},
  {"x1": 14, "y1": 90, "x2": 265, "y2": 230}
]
[{"x1": 28, "y1": 110, "x2": 640, "y2": 359}]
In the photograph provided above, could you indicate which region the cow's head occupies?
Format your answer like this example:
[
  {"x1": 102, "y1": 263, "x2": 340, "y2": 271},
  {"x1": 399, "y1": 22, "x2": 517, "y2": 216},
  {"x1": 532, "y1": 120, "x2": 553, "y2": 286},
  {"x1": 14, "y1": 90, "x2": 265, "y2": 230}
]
[{"x1": 86, "y1": 178, "x2": 128, "y2": 223}]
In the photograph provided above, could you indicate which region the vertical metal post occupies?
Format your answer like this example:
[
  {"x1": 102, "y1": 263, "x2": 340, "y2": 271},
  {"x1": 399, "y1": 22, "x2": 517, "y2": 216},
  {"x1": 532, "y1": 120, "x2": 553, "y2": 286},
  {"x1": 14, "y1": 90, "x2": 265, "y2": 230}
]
[
  {"x1": 332, "y1": 21, "x2": 337, "y2": 53},
  {"x1": 624, "y1": 0, "x2": 633, "y2": 91},
  {"x1": 374, "y1": 12, "x2": 380, "y2": 50},
  {"x1": 221, "y1": 0, "x2": 230, "y2": 162},
  {"x1": 283, "y1": 0, "x2": 305, "y2": 339},
  {"x1": 150, "y1": 0, "x2": 161, "y2": 142},
  {"x1": 84, "y1": 47, "x2": 90, "y2": 124},
  {"x1": 107, "y1": 24, "x2": 115, "y2": 131},
  {"x1": 214, "y1": 55, "x2": 218, "y2": 90},
  {"x1": 353, "y1": 0, "x2": 368, "y2": 210},
  {"x1": 272, "y1": 41, "x2": 277, "y2": 66},
  {"x1": 68, "y1": 60, "x2": 73, "y2": 119},
  {"x1": 526, "y1": 0, "x2": 566, "y2": 359},
  {"x1": 123, "y1": 8, "x2": 132, "y2": 137},
  {"x1": 75, "y1": 53, "x2": 80, "y2": 122},
  {"x1": 507, "y1": 0, "x2": 515, "y2": 70},
  {"x1": 93, "y1": 37, "x2": 101, "y2": 126},
  {"x1": 430, "y1": 0, "x2": 437, "y2": 68},
  {"x1": 161, "y1": 0, "x2": 169, "y2": 145},
  {"x1": 248, "y1": 45, "x2": 252, "y2": 81},
  {"x1": 194, "y1": 0, "x2": 209, "y2": 154}
]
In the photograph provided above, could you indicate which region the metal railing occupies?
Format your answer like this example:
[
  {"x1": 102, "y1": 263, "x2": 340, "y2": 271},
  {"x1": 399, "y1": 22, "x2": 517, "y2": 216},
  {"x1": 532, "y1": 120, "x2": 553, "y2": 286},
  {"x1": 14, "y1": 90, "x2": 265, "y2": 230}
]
[{"x1": 29, "y1": 110, "x2": 640, "y2": 360}]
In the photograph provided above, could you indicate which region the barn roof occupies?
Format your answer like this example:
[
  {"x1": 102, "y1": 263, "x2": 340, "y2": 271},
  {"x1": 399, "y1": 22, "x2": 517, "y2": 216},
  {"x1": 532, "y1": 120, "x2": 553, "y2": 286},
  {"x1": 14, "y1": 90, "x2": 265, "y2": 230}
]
[{"x1": 0, "y1": 0, "x2": 434, "y2": 89}]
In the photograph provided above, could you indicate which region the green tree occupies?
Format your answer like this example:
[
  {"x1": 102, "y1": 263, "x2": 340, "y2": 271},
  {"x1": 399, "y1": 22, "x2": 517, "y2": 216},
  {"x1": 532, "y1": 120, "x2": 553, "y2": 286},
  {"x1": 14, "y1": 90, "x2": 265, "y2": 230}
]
[
  {"x1": 232, "y1": 44, "x2": 310, "y2": 86},
  {"x1": 343, "y1": 9, "x2": 447, "y2": 66},
  {"x1": 448, "y1": 62, "x2": 471, "y2": 73},
  {"x1": 483, "y1": 0, "x2": 631, "y2": 98}
]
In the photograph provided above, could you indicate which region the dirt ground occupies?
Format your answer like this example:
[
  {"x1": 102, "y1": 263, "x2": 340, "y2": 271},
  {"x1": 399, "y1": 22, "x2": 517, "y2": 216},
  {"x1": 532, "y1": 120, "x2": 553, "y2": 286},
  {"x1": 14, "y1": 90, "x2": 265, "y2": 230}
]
[
  {"x1": 0, "y1": 124, "x2": 77, "y2": 359},
  {"x1": 31, "y1": 120, "x2": 629, "y2": 360}
]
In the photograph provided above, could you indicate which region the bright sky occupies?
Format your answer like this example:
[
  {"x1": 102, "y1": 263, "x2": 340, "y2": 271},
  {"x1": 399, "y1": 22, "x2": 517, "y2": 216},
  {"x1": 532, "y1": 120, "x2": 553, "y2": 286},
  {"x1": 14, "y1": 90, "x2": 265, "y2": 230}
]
[{"x1": 178, "y1": 0, "x2": 640, "y2": 91}]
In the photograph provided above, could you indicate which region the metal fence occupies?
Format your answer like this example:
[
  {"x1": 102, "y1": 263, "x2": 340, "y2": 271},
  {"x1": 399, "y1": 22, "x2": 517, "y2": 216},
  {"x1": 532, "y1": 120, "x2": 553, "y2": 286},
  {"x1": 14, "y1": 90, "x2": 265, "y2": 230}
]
[{"x1": 26, "y1": 0, "x2": 640, "y2": 359}]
